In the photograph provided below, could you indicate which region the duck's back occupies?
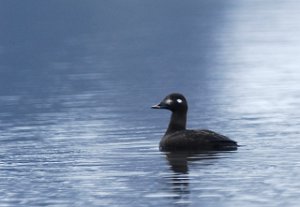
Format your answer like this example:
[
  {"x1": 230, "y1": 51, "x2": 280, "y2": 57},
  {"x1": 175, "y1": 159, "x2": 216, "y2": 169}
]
[{"x1": 160, "y1": 129, "x2": 237, "y2": 151}]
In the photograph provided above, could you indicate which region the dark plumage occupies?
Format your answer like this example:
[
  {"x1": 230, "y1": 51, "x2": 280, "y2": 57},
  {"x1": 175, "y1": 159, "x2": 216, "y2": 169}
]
[{"x1": 152, "y1": 93, "x2": 238, "y2": 151}]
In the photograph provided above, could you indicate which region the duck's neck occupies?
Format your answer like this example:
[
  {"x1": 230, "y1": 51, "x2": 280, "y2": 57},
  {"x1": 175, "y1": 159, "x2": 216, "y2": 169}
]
[{"x1": 166, "y1": 111, "x2": 187, "y2": 135}]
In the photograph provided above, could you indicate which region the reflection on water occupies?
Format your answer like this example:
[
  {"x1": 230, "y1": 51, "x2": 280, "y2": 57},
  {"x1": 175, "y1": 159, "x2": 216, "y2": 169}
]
[
  {"x1": 166, "y1": 151, "x2": 220, "y2": 174},
  {"x1": 164, "y1": 151, "x2": 222, "y2": 205},
  {"x1": 1, "y1": 0, "x2": 300, "y2": 206}
]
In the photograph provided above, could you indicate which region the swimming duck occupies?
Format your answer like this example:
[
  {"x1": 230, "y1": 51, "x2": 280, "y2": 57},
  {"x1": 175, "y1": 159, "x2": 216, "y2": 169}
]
[{"x1": 152, "y1": 93, "x2": 238, "y2": 151}]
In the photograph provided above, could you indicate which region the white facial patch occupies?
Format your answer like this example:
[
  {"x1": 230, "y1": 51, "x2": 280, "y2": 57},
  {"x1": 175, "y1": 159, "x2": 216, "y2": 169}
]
[
  {"x1": 165, "y1": 98, "x2": 173, "y2": 104},
  {"x1": 177, "y1": 99, "x2": 183, "y2": 103}
]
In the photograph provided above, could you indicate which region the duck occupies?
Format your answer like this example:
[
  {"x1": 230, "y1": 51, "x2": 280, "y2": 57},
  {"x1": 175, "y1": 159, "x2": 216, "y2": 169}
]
[{"x1": 152, "y1": 93, "x2": 238, "y2": 151}]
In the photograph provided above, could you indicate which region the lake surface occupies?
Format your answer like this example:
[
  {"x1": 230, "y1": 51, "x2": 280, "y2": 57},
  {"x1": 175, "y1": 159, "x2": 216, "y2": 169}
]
[{"x1": 1, "y1": 1, "x2": 300, "y2": 206}]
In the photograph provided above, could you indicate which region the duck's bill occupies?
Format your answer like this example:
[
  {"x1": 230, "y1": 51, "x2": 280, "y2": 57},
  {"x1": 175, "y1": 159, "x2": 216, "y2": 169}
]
[
  {"x1": 151, "y1": 104, "x2": 161, "y2": 109},
  {"x1": 151, "y1": 102, "x2": 168, "y2": 109}
]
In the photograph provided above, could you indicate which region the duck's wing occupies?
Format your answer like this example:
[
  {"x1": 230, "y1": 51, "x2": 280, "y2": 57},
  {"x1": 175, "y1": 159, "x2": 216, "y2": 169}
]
[
  {"x1": 186, "y1": 129, "x2": 237, "y2": 146},
  {"x1": 161, "y1": 129, "x2": 238, "y2": 151}
]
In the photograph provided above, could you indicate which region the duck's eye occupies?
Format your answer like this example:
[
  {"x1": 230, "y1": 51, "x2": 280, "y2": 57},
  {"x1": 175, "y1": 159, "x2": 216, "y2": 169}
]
[{"x1": 177, "y1": 99, "x2": 183, "y2": 103}]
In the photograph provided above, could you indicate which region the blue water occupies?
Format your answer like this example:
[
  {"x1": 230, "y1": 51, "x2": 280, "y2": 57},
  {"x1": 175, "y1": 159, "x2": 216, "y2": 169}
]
[{"x1": 1, "y1": 1, "x2": 300, "y2": 206}]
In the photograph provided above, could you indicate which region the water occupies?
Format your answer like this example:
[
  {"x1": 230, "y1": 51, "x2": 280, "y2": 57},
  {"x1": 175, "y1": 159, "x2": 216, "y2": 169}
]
[{"x1": 1, "y1": 0, "x2": 300, "y2": 206}]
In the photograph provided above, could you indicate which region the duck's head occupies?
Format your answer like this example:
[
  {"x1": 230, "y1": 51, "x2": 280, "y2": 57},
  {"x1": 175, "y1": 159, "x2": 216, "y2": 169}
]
[{"x1": 152, "y1": 93, "x2": 188, "y2": 113}]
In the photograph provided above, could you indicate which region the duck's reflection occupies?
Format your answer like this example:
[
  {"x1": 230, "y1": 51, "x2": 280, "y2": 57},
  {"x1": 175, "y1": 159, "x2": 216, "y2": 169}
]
[
  {"x1": 164, "y1": 151, "x2": 221, "y2": 205},
  {"x1": 166, "y1": 151, "x2": 219, "y2": 173}
]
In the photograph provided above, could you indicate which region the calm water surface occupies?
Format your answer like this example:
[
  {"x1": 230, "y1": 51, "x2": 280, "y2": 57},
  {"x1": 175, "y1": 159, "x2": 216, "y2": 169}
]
[{"x1": 1, "y1": 1, "x2": 300, "y2": 206}]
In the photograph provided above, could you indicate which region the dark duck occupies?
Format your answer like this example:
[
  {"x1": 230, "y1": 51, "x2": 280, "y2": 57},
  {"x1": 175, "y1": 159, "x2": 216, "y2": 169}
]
[{"x1": 152, "y1": 93, "x2": 238, "y2": 151}]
